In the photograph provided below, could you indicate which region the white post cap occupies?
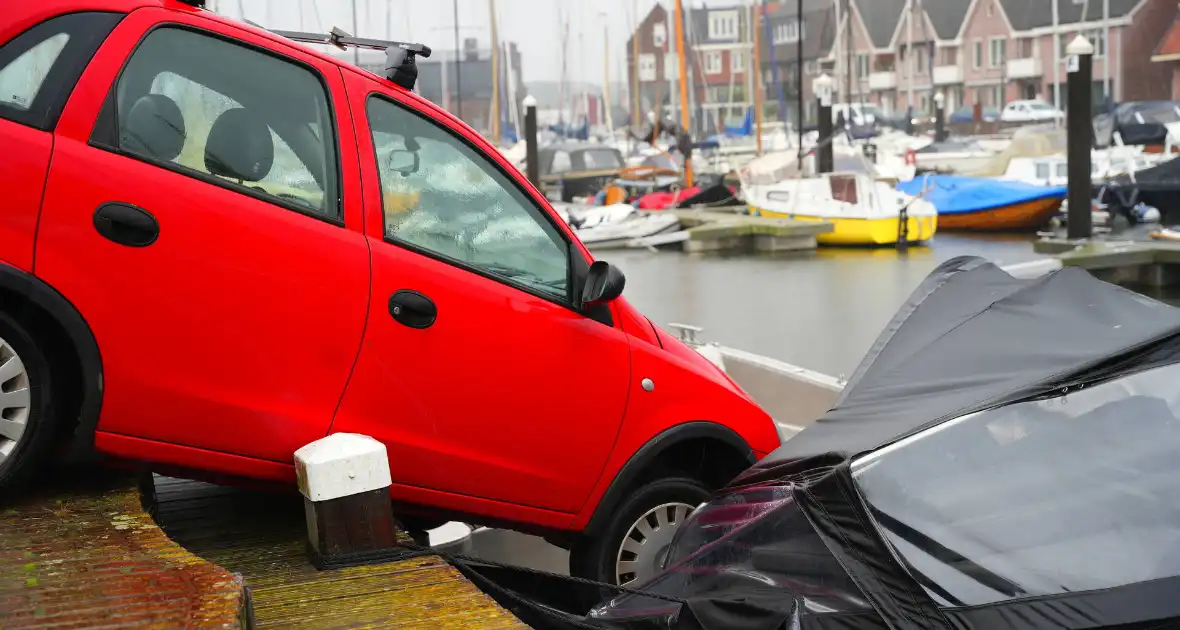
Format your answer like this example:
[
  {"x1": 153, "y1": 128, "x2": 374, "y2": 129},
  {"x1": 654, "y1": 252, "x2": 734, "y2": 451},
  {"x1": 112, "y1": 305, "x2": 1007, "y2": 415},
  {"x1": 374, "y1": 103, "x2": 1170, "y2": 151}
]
[
  {"x1": 934, "y1": 91, "x2": 945, "y2": 105},
  {"x1": 522, "y1": 95, "x2": 537, "y2": 108},
  {"x1": 813, "y1": 73, "x2": 834, "y2": 90},
  {"x1": 1066, "y1": 35, "x2": 1094, "y2": 56},
  {"x1": 295, "y1": 433, "x2": 391, "y2": 502}
]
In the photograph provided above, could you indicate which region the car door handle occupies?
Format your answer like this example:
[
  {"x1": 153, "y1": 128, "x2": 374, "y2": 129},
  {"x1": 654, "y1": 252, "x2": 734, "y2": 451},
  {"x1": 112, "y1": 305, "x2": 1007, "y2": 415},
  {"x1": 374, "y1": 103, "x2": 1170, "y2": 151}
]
[
  {"x1": 93, "y1": 203, "x2": 159, "y2": 247},
  {"x1": 388, "y1": 290, "x2": 437, "y2": 329}
]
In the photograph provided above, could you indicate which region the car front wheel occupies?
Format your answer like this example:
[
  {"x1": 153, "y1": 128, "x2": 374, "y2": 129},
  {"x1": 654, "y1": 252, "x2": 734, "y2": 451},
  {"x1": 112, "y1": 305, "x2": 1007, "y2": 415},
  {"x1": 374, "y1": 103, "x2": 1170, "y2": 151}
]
[{"x1": 570, "y1": 477, "x2": 711, "y2": 589}]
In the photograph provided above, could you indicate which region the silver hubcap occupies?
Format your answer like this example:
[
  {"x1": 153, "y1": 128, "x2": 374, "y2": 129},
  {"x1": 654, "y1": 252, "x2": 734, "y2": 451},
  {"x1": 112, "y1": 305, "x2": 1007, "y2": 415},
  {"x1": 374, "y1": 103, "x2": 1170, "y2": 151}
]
[
  {"x1": 615, "y1": 502, "x2": 694, "y2": 587},
  {"x1": 0, "y1": 335, "x2": 30, "y2": 465}
]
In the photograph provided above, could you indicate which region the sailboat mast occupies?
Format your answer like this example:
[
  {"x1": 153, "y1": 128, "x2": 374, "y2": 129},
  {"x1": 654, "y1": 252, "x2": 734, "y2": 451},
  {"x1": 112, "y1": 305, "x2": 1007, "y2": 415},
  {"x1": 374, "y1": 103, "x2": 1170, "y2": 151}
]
[
  {"x1": 351, "y1": 0, "x2": 359, "y2": 65},
  {"x1": 674, "y1": 0, "x2": 693, "y2": 186},
  {"x1": 906, "y1": 0, "x2": 914, "y2": 110},
  {"x1": 632, "y1": 0, "x2": 641, "y2": 129},
  {"x1": 490, "y1": 0, "x2": 501, "y2": 143},
  {"x1": 797, "y1": 0, "x2": 803, "y2": 151},
  {"x1": 604, "y1": 22, "x2": 615, "y2": 134},
  {"x1": 752, "y1": 1, "x2": 764, "y2": 155}
]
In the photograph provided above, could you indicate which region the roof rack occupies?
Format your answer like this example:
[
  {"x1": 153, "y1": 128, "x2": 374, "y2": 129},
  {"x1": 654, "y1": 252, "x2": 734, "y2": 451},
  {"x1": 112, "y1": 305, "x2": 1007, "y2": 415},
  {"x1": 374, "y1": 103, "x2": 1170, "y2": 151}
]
[{"x1": 244, "y1": 21, "x2": 432, "y2": 91}]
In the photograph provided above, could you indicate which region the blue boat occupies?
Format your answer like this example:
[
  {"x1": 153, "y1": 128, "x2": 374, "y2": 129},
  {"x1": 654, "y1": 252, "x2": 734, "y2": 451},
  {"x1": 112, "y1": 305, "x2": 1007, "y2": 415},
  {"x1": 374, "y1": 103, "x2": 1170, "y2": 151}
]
[{"x1": 897, "y1": 175, "x2": 1067, "y2": 231}]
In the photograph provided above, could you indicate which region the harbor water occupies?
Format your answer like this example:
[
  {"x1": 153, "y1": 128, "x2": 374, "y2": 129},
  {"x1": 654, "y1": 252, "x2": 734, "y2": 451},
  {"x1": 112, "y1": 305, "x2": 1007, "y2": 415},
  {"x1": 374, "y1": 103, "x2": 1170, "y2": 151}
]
[{"x1": 600, "y1": 233, "x2": 1048, "y2": 377}]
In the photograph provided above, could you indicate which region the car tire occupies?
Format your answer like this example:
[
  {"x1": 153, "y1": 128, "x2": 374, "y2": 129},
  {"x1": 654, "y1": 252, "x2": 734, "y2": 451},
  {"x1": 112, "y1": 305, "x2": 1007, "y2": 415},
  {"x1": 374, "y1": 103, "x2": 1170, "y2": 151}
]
[
  {"x1": 0, "y1": 311, "x2": 59, "y2": 495},
  {"x1": 570, "y1": 477, "x2": 711, "y2": 589}
]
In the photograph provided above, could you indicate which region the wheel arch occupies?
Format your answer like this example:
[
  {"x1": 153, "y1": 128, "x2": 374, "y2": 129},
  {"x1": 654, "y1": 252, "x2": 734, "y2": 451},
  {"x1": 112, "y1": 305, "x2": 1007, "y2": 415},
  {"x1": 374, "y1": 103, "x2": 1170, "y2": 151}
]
[
  {"x1": 580, "y1": 421, "x2": 754, "y2": 538},
  {"x1": 0, "y1": 263, "x2": 102, "y2": 460}
]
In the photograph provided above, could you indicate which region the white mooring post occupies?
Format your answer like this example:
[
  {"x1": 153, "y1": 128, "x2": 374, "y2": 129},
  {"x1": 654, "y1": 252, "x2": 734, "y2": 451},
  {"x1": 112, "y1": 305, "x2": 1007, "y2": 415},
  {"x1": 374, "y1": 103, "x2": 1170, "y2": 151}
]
[{"x1": 294, "y1": 433, "x2": 400, "y2": 569}]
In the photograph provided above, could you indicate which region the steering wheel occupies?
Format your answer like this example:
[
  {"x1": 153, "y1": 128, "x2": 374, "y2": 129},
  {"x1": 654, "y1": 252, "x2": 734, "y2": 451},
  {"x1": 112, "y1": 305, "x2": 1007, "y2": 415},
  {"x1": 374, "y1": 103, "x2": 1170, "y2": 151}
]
[{"x1": 618, "y1": 164, "x2": 681, "y2": 181}]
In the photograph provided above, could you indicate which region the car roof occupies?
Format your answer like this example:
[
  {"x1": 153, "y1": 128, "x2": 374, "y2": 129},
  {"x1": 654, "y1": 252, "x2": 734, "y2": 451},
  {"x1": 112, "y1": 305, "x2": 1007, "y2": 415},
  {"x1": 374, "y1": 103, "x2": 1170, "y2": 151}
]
[{"x1": 67, "y1": 0, "x2": 419, "y2": 94}]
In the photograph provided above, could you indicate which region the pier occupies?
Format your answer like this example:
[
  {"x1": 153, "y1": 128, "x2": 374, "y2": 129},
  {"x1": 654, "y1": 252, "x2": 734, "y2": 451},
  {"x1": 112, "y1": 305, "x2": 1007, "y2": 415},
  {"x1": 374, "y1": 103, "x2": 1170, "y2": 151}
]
[
  {"x1": 1, "y1": 471, "x2": 525, "y2": 629},
  {"x1": 670, "y1": 208, "x2": 832, "y2": 253}
]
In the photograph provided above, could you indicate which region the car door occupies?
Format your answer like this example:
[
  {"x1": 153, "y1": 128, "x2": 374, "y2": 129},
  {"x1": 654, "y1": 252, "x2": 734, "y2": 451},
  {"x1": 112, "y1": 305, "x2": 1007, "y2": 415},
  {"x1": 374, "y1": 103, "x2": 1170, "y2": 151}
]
[
  {"x1": 333, "y1": 73, "x2": 631, "y2": 517},
  {"x1": 0, "y1": 10, "x2": 123, "y2": 272},
  {"x1": 35, "y1": 9, "x2": 370, "y2": 464}
]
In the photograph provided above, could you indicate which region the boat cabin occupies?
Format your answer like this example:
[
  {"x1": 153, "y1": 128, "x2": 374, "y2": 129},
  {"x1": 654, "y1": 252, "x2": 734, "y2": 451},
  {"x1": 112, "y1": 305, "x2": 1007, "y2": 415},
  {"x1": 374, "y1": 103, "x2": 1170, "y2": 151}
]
[{"x1": 537, "y1": 143, "x2": 625, "y2": 202}]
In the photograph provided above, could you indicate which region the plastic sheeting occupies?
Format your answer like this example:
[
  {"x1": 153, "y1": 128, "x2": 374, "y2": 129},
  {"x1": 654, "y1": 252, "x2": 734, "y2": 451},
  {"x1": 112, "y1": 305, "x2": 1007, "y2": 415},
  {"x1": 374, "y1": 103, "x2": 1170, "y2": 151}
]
[{"x1": 896, "y1": 176, "x2": 1065, "y2": 215}]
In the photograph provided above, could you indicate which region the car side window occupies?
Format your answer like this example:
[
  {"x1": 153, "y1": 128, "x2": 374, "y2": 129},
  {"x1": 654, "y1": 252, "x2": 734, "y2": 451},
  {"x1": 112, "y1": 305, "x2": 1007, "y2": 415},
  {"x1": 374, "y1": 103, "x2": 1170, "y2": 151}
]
[
  {"x1": 92, "y1": 27, "x2": 340, "y2": 221},
  {"x1": 0, "y1": 33, "x2": 69, "y2": 112},
  {"x1": 366, "y1": 95, "x2": 570, "y2": 301},
  {"x1": 0, "y1": 12, "x2": 123, "y2": 130}
]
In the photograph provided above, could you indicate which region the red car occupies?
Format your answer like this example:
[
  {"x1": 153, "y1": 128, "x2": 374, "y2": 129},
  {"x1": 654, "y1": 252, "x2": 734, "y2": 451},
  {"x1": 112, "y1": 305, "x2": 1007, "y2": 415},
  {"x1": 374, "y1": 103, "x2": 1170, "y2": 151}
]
[{"x1": 0, "y1": 0, "x2": 779, "y2": 587}]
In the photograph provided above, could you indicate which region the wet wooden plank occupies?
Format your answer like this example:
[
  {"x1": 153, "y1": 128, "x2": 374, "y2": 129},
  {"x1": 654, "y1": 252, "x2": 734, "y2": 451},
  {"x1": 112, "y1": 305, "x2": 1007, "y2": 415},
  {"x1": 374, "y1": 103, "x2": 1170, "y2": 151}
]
[
  {"x1": 0, "y1": 469, "x2": 245, "y2": 629},
  {"x1": 149, "y1": 476, "x2": 527, "y2": 630}
]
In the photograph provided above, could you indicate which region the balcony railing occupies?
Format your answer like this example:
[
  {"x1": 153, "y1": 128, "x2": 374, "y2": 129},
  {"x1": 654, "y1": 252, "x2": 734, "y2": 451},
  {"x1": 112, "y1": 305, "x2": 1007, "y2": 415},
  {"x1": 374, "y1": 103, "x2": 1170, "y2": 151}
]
[
  {"x1": 932, "y1": 65, "x2": 963, "y2": 85},
  {"x1": 1006, "y1": 57, "x2": 1043, "y2": 79},
  {"x1": 868, "y1": 71, "x2": 897, "y2": 90}
]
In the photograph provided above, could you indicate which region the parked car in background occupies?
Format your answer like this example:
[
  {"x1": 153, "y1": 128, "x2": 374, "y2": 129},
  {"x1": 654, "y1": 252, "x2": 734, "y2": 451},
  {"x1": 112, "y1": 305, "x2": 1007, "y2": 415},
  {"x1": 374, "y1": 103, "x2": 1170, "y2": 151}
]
[
  {"x1": 0, "y1": 0, "x2": 781, "y2": 589},
  {"x1": 949, "y1": 106, "x2": 1000, "y2": 124},
  {"x1": 1001, "y1": 99, "x2": 1065, "y2": 123}
]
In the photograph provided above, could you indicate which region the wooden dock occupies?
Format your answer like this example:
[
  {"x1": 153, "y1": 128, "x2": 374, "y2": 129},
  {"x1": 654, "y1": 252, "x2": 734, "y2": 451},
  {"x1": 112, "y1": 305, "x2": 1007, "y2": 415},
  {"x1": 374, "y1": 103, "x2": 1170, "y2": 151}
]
[
  {"x1": 1033, "y1": 237, "x2": 1180, "y2": 288},
  {"x1": 671, "y1": 208, "x2": 833, "y2": 253},
  {"x1": 1, "y1": 469, "x2": 526, "y2": 629}
]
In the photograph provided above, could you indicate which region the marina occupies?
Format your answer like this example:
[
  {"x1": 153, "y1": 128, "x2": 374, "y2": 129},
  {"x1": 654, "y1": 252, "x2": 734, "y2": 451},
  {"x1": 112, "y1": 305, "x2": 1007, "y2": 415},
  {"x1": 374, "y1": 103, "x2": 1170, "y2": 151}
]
[{"x1": 9, "y1": 0, "x2": 1180, "y2": 627}]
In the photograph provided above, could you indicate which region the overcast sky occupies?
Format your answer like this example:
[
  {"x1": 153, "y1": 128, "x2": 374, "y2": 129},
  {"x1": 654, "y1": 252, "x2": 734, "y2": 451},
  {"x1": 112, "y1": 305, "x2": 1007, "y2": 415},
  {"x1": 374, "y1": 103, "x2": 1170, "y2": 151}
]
[{"x1": 216, "y1": 0, "x2": 684, "y2": 84}]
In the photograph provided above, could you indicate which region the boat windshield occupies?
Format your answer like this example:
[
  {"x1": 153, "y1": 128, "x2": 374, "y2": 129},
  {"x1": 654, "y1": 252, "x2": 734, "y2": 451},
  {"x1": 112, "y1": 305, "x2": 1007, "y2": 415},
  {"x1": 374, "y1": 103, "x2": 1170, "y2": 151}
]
[
  {"x1": 852, "y1": 361, "x2": 1180, "y2": 608},
  {"x1": 1130, "y1": 101, "x2": 1180, "y2": 124}
]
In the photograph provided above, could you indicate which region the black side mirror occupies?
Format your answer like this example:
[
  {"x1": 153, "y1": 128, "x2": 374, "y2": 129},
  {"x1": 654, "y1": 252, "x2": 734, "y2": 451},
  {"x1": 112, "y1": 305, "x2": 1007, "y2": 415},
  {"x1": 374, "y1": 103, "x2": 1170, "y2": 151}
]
[
  {"x1": 580, "y1": 261, "x2": 625, "y2": 309},
  {"x1": 387, "y1": 149, "x2": 420, "y2": 175}
]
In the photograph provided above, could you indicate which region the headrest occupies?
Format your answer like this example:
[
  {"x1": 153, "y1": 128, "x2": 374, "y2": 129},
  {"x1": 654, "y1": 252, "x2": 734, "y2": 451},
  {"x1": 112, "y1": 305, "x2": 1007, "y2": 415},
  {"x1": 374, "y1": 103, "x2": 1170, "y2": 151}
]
[
  {"x1": 204, "y1": 108, "x2": 274, "y2": 182},
  {"x1": 121, "y1": 94, "x2": 186, "y2": 162}
]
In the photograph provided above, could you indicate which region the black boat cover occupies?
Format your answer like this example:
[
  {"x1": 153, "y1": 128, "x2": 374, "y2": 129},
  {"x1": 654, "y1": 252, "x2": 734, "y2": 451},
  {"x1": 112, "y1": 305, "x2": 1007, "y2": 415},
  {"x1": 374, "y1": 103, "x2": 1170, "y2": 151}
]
[
  {"x1": 461, "y1": 257, "x2": 1180, "y2": 630},
  {"x1": 1101, "y1": 154, "x2": 1180, "y2": 222}
]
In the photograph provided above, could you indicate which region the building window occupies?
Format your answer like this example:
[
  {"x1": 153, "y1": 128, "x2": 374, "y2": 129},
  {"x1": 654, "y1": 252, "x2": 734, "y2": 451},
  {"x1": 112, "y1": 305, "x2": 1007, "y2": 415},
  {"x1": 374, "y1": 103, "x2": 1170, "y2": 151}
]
[
  {"x1": 708, "y1": 11, "x2": 739, "y2": 40},
  {"x1": 652, "y1": 22, "x2": 667, "y2": 49},
  {"x1": 940, "y1": 47, "x2": 958, "y2": 66},
  {"x1": 773, "y1": 19, "x2": 804, "y2": 45},
  {"x1": 856, "y1": 54, "x2": 870, "y2": 78},
  {"x1": 664, "y1": 52, "x2": 679, "y2": 80},
  {"x1": 989, "y1": 38, "x2": 1006, "y2": 68},
  {"x1": 731, "y1": 50, "x2": 745, "y2": 73},
  {"x1": 704, "y1": 51, "x2": 723, "y2": 75},
  {"x1": 973, "y1": 39, "x2": 983, "y2": 69},
  {"x1": 804, "y1": 60, "x2": 818, "y2": 75},
  {"x1": 638, "y1": 53, "x2": 656, "y2": 82},
  {"x1": 914, "y1": 47, "x2": 927, "y2": 73},
  {"x1": 1018, "y1": 37, "x2": 1035, "y2": 59}
]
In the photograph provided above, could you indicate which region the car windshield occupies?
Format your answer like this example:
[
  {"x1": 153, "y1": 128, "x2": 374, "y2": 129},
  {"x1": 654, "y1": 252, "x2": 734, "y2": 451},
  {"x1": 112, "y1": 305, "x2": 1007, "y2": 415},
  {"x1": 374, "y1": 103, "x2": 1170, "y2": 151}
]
[
  {"x1": 852, "y1": 361, "x2": 1180, "y2": 608},
  {"x1": 1027, "y1": 102, "x2": 1053, "y2": 111}
]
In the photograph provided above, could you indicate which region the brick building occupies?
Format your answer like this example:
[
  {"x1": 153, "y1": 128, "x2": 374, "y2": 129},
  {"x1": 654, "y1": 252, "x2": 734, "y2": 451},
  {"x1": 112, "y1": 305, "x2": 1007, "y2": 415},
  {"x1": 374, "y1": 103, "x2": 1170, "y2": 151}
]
[
  {"x1": 687, "y1": 5, "x2": 754, "y2": 127},
  {"x1": 765, "y1": 0, "x2": 1179, "y2": 117}
]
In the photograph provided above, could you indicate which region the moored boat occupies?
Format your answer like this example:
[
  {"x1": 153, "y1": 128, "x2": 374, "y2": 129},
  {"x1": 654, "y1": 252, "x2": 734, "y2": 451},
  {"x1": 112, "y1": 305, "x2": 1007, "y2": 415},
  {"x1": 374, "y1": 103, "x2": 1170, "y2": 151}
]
[
  {"x1": 743, "y1": 171, "x2": 938, "y2": 246},
  {"x1": 898, "y1": 175, "x2": 1066, "y2": 231}
]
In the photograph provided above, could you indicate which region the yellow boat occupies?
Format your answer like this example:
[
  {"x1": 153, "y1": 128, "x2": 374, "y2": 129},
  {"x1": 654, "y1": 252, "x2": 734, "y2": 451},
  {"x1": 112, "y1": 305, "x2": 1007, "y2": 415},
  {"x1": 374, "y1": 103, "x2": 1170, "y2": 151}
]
[{"x1": 742, "y1": 172, "x2": 939, "y2": 246}]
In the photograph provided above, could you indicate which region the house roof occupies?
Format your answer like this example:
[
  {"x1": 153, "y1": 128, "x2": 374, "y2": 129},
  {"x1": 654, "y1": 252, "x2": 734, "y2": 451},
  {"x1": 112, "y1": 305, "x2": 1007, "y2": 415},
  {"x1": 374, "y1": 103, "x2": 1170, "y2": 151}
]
[
  {"x1": 851, "y1": 0, "x2": 907, "y2": 48},
  {"x1": 925, "y1": 0, "x2": 972, "y2": 40},
  {"x1": 997, "y1": 0, "x2": 1141, "y2": 32},
  {"x1": 1153, "y1": 18, "x2": 1180, "y2": 61}
]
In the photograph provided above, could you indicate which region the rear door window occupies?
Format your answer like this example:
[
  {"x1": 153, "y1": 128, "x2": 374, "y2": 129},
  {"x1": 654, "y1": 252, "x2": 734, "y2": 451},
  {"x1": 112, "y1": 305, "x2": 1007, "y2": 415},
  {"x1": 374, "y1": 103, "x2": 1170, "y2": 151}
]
[
  {"x1": 0, "y1": 12, "x2": 123, "y2": 129},
  {"x1": 90, "y1": 26, "x2": 341, "y2": 221}
]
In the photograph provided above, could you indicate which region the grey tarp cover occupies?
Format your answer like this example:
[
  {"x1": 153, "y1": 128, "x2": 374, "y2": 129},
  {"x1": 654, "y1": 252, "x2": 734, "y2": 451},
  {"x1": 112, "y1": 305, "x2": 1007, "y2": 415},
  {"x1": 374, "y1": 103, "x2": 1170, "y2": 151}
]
[{"x1": 750, "y1": 255, "x2": 1180, "y2": 470}]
